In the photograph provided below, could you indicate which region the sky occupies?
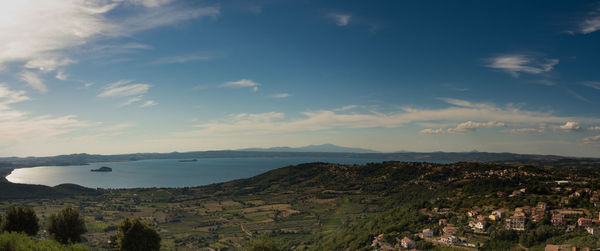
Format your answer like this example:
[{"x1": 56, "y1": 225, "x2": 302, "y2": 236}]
[{"x1": 1, "y1": 0, "x2": 600, "y2": 157}]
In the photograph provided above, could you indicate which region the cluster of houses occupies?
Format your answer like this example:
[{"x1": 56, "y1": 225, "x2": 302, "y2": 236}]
[
  {"x1": 370, "y1": 234, "x2": 416, "y2": 250},
  {"x1": 370, "y1": 181, "x2": 600, "y2": 250}
]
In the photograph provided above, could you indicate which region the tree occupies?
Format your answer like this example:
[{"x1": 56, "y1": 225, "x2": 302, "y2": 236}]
[
  {"x1": 47, "y1": 207, "x2": 87, "y2": 244},
  {"x1": 244, "y1": 235, "x2": 280, "y2": 251},
  {"x1": 1, "y1": 206, "x2": 39, "y2": 236},
  {"x1": 117, "y1": 218, "x2": 161, "y2": 251}
]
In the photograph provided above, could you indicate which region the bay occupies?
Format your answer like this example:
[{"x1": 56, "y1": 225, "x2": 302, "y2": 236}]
[{"x1": 6, "y1": 157, "x2": 442, "y2": 189}]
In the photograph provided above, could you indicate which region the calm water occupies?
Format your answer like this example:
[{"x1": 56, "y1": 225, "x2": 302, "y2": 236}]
[{"x1": 6, "y1": 157, "x2": 415, "y2": 189}]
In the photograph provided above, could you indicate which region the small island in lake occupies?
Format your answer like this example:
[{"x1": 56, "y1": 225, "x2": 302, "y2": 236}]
[
  {"x1": 91, "y1": 166, "x2": 112, "y2": 172},
  {"x1": 178, "y1": 159, "x2": 197, "y2": 162}
]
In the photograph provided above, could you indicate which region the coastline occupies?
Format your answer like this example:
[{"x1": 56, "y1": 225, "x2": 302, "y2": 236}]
[{"x1": 0, "y1": 167, "x2": 13, "y2": 183}]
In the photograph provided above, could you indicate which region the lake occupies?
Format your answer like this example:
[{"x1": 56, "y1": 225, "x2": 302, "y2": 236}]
[{"x1": 5, "y1": 157, "x2": 440, "y2": 189}]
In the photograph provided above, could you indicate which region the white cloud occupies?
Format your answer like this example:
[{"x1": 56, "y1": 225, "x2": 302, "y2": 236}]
[
  {"x1": 447, "y1": 121, "x2": 505, "y2": 133},
  {"x1": 24, "y1": 55, "x2": 76, "y2": 73},
  {"x1": 18, "y1": 71, "x2": 47, "y2": 93},
  {"x1": 486, "y1": 54, "x2": 559, "y2": 77},
  {"x1": 420, "y1": 128, "x2": 444, "y2": 134},
  {"x1": 556, "y1": 121, "x2": 584, "y2": 132},
  {"x1": 55, "y1": 71, "x2": 68, "y2": 80},
  {"x1": 584, "y1": 135, "x2": 600, "y2": 144},
  {"x1": 120, "y1": 96, "x2": 143, "y2": 107},
  {"x1": 98, "y1": 80, "x2": 150, "y2": 97},
  {"x1": 590, "y1": 126, "x2": 600, "y2": 131},
  {"x1": 174, "y1": 99, "x2": 600, "y2": 137},
  {"x1": 269, "y1": 93, "x2": 291, "y2": 98},
  {"x1": 0, "y1": 0, "x2": 219, "y2": 91},
  {"x1": 140, "y1": 100, "x2": 157, "y2": 108},
  {"x1": 222, "y1": 79, "x2": 259, "y2": 92},
  {"x1": 329, "y1": 13, "x2": 351, "y2": 26}
]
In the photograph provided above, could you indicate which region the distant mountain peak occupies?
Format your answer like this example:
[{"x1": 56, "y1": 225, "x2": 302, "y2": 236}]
[{"x1": 239, "y1": 144, "x2": 378, "y2": 153}]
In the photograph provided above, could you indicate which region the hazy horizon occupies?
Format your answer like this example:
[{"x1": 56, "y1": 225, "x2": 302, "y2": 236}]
[{"x1": 1, "y1": 1, "x2": 600, "y2": 157}]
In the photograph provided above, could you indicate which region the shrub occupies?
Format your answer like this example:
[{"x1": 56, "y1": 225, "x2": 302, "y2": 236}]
[
  {"x1": 47, "y1": 207, "x2": 87, "y2": 244},
  {"x1": 1, "y1": 206, "x2": 39, "y2": 236},
  {"x1": 117, "y1": 218, "x2": 161, "y2": 251}
]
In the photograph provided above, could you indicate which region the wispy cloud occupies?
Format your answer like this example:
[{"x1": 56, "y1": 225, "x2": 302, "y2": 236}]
[
  {"x1": 486, "y1": 54, "x2": 559, "y2": 78},
  {"x1": 584, "y1": 135, "x2": 600, "y2": 144},
  {"x1": 573, "y1": 7, "x2": 600, "y2": 34},
  {"x1": 447, "y1": 121, "x2": 505, "y2": 133},
  {"x1": 18, "y1": 71, "x2": 47, "y2": 93},
  {"x1": 269, "y1": 93, "x2": 291, "y2": 98},
  {"x1": 222, "y1": 79, "x2": 259, "y2": 92},
  {"x1": 566, "y1": 88, "x2": 591, "y2": 103},
  {"x1": 152, "y1": 52, "x2": 216, "y2": 65},
  {"x1": 0, "y1": 84, "x2": 30, "y2": 109},
  {"x1": 55, "y1": 71, "x2": 68, "y2": 81},
  {"x1": 329, "y1": 13, "x2": 351, "y2": 26},
  {"x1": 0, "y1": 85, "x2": 89, "y2": 142},
  {"x1": 333, "y1": 105, "x2": 358, "y2": 112},
  {"x1": 140, "y1": 100, "x2": 157, "y2": 108},
  {"x1": 504, "y1": 128, "x2": 545, "y2": 135},
  {"x1": 98, "y1": 80, "x2": 150, "y2": 98},
  {"x1": 173, "y1": 98, "x2": 600, "y2": 137},
  {"x1": 583, "y1": 81, "x2": 600, "y2": 90},
  {"x1": 0, "y1": 0, "x2": 219, "y2": 92},
  {"x1": 120, "y1": 96, "x2": 143, "y2": 107},
  {"x1": 128, "y1": 0, "x2": 175, "y2": 8},
  {"x1": 101, "y1": 122, "x2": 136, "y2": 132}
]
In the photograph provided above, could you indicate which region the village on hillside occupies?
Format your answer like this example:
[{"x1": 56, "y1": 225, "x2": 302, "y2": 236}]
[{"x1": 371, "y1": 175, "x2": 600, "y2": 251}]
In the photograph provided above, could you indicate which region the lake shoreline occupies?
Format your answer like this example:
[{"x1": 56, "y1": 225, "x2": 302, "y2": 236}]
[{"x1": 5, "y1": 157, "x2": 403, "y2": 189}]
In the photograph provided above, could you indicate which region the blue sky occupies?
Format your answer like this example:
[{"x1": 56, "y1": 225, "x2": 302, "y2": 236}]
[{"x1": 1, "y1": 0, "x2": 600, "y2": 157}]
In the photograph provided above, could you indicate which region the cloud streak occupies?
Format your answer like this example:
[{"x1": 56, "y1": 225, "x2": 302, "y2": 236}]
[
  {"x1": 486, "y1": 54, "x2": 558, "y2": 77},
  {"x1": 269, "y1": 93, "x2": 291, "y2": 98},
  {"x1": 152, "y1": 53, "x2": 216, "y2": 65},
  {"x1": 98, "y1": 80, "x2": 150, "y2": 98},
  {"x1": 573, "y1": 7, "x2": 600, "y2": 34},
  {"x1": 18, "y1": 71, "x2": 47, "y2": 93},
  {"x1": 222, "y1": 79, "x2": 259, "y2": 92},
  {"x1": 140, "y1": 100, "x2": 157, "y2": 108}
]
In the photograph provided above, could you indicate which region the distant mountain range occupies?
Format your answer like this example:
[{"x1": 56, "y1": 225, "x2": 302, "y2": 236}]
[{"x1": 239, "y1": 144, "x2": 379, "y2": 153}]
